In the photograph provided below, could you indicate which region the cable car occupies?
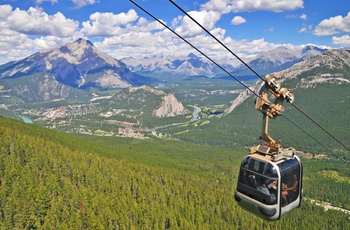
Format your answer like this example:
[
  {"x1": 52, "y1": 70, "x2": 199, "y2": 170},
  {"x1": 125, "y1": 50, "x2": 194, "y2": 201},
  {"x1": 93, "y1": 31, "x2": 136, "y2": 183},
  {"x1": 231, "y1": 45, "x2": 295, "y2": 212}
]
[
  {"x1": 234, "y1": 75, "x2": 303, "y2": 221},
  {"x1": 234, "y1": 146, "x2": 303, "y2": 220},
  {"x1": 129, "y1": 0, "x2": 307, "y2": 219}
]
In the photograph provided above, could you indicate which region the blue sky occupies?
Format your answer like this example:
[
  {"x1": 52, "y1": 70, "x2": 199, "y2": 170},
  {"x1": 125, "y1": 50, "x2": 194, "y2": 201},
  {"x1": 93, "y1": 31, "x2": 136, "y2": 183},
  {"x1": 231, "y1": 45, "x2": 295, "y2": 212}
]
[{"x1": 0, "y1": 0, "x2": 349, "y2": 64}]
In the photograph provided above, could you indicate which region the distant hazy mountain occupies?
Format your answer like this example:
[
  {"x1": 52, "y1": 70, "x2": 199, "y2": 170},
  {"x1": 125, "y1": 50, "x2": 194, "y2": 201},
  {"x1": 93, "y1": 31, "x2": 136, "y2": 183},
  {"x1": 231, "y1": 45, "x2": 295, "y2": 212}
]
[
  {"x1": 122, "y1": 45, "x2": 326, "y2": 77},
  {"x1": 121, "y1": 53, "x2": 224, "y2": 76},
  {"x1": 232, "y1": 45, "x2": 327, "y2": 75},
  {"x1": 0, "y1": 39, "x2": 327, "y2": 104}
]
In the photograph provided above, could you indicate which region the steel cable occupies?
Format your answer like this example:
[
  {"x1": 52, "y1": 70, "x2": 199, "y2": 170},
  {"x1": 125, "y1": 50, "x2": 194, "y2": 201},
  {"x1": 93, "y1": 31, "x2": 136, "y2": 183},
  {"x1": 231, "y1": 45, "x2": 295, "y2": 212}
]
[
  {"x1": 130, "y1": 0, "x2": 350, "y2": 164},
  {"x1": 168, "y1": 0, "x2": 350, "y2": 154}
]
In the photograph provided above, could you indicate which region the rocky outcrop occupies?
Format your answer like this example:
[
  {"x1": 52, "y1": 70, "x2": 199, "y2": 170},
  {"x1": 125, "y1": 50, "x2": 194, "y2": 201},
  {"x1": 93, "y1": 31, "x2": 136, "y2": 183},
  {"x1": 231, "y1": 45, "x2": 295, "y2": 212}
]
[{"x1": 154, "y1": 93, "x2": 190, "y2": 117}]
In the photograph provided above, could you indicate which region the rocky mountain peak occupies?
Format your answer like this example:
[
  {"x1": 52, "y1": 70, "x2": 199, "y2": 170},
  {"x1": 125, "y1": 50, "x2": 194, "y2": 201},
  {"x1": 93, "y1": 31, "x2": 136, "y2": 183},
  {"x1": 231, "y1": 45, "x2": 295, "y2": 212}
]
[
  {"x1": 49, "y1": 38, "x2": 95, "y2": 65},
  {"x1": 187, "y1": 53, "x2": 199, "y2": 59},
  {"x1": 47, "y1": 38, "x2": 120, "y2": 68},
  {"x1": 0, "y1": 38, "x2": 158, "y2": 103},
  {"x1": 0, "y1": 38, "x2": 140, "y2": 90}
]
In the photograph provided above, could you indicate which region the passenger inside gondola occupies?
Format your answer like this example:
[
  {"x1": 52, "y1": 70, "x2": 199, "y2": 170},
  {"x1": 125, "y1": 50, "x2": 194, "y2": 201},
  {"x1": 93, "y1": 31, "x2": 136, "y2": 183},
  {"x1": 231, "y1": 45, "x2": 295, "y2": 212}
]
[
  {"x1": 237, "y1": 157, "x2": 280, "y2": 205},
  {"x1": 279, "y1": 160, "x2": 300, "y2": 207}
]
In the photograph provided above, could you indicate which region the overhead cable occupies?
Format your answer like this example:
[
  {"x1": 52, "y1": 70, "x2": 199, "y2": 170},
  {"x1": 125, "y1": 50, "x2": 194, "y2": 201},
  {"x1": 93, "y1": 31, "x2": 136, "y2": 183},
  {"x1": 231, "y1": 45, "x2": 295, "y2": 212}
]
[
  {"x1": 169, "y1": 0, "x2": 265, "y2": 81},
  {"x1": 282, "y1": 114, "x2": 350, "y2": 166},
  {"x1": 130, "y1": 0, "x2": 349, "y2": 164},
  {"x1": 168, "y1": 0, "x2": 350, "y2": 154},
  {"x1": 130, "y1": 0, "x2": 261, "y2": 99}
]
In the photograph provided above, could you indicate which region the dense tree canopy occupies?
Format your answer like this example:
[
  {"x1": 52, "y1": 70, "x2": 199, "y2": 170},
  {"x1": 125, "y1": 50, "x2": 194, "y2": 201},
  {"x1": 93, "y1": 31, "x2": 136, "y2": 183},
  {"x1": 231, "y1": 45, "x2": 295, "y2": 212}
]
[{"x1": 0, "y1": 116, "x2": 349, "y2": 229}]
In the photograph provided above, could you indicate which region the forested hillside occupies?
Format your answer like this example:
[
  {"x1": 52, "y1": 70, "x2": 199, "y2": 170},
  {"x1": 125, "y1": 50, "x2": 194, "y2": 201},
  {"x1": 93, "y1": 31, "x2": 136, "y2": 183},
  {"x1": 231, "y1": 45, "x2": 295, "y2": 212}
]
[
  {"x1": 0, "y1": 116, "x2": 349, "y2": 229},
  {"x1": 172, "y1": 80, "x2": 350, "y2": 161}
]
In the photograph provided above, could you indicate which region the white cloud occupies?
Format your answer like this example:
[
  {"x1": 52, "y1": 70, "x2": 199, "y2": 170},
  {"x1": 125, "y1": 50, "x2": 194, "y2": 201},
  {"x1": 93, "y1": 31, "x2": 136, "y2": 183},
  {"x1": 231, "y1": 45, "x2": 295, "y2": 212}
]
[
  {"x1": 300, "y1": 13, "x2": 307, "y2": 20},
  {"x1": 202, "y1": 0, "x2": 304, "y2": 13},
  {"x1": 0, "y1": 1, "x2": 299, "y2": 67},
  {"x1": 298, "y1": 24, "x2": 313, "y2": 33},
  {"x1": 36, "y1": 0, "x2": 58, "y2": 4},
  {"x1": 200, "y1": 1, "x2": 229, "y2": 13},
  {"x1": 231, "y1": 16, "x2": 246, "y2": 25},
  {"x1": 332, "y1": 35, "x2": 350, "y2": 46},
  {"x1": 135, "y1": 17, "x2": 166, "y2": 32},
  {"x1": 0, "y1": 35, "x2": 75, "y2": 64},
  {"x1": 0, "y1": 5, "x2": 13, "y2": 19},
  {"x1": 0, "y1": 5, "x2": 81, "y2": 64},
  {"x1": 314, "y1": 12, "x2": 350, "y2": 36},
  {"x1": 95, "y1": 29, "x2": 187, "y2": 59},
  {"x1": 35, "y1": 0, "x2": 96, "y2": 8},
  {"x1": 174, "y1": 10, "x2": 221, "y2": 37},
  {"x1": 81, "y1": 9, "x2": 139, "y2": 37},
  {"x1": 6, "y1": 7, "x2": 79, "y2": 37},
  {"x1": 72, "y1": 0, "x2": 99, "y2": 8},
  {"x1": 286, "y1": 14, "x2": 298, "y2": 19},
  {"x1": 96, "y1": 22, "x2": 284, "y2": 63}
]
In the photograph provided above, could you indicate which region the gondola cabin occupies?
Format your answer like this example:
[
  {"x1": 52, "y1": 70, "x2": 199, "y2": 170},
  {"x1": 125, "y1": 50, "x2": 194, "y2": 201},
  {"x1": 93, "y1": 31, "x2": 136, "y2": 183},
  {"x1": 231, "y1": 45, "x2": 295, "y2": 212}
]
[
  {"x1": 233, "y1": 75, "x2": 303, "y2": 220},
  {"x1": 234, "y1": 145, "x2": 303, "y2": 221}
]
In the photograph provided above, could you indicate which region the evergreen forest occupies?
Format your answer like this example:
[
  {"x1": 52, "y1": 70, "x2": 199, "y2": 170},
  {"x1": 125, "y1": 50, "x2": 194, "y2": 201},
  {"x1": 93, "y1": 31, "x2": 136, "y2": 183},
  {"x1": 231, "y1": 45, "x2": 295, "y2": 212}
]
[{"x1": 1, "y1": 116, "x2": 350, "y2": 229}]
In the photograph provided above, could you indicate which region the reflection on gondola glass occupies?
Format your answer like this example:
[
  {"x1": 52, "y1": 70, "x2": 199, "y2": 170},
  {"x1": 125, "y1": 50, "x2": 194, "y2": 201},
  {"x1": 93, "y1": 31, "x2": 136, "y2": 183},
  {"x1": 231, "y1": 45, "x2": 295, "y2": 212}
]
[
  {"x1": 237, "y1": 157, "x2": 279, "y2": 205},
  {"x1": 235, "y1": 154, "x2": 303, "y2": 221},
  {"x1": 278, "y1": 159, "x2": 300, "y2": 207}
]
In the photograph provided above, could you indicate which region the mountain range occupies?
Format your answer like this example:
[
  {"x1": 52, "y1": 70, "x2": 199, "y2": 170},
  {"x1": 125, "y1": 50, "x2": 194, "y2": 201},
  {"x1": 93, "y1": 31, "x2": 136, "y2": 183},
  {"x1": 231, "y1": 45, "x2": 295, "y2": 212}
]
[
  {"x1": 122, "y1": 45, "x2": 326, "y2": 76},
  {"x1": 0, "y1": 38, "x2": 334, "y2": 106},
  {"x1": 0, "y1": 38, "x2": 348, "y2": 152},
  {"x1": 232, "y1": 45, "x2": 326, "y2": 75}
]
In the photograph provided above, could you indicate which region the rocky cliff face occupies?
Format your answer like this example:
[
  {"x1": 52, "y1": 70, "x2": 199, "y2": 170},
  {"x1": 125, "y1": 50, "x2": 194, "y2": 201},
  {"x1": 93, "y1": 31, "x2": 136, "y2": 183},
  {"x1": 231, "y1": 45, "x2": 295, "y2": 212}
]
[
  {"x1": 224, "y1": 49, "x2": 350, "y2": 114},
  {"x1": 154, "y1": 93, "x2": 189, "y2": 117},
  {"x1": 105, "y1": 85, "x2": 190, "y2": 118},
  {"x1": 277, "y1": 49, "x2": 350, "y2": 88}
]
